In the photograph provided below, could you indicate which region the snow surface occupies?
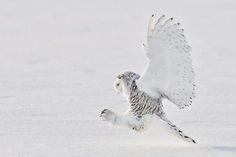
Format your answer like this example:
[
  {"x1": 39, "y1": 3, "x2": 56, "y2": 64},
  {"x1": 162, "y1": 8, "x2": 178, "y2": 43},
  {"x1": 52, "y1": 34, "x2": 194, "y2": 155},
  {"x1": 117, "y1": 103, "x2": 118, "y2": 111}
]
[{"x1": 0, "y1": 0, "x2": 236, "y2": 156}]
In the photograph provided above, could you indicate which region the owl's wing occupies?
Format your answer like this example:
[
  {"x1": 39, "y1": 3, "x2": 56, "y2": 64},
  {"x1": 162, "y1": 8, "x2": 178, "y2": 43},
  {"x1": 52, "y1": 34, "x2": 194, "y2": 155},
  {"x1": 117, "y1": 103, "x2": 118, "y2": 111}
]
[{"x1": 137, "y1": 14, "x2": 195, "y2": 109}]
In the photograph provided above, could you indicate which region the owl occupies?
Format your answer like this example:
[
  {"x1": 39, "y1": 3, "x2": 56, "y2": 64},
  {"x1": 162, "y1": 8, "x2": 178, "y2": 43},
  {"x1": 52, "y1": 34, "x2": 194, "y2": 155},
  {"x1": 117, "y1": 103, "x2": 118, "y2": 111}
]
[{"x1": 100, "y1": 14, "x2": 196, "y2": 143}]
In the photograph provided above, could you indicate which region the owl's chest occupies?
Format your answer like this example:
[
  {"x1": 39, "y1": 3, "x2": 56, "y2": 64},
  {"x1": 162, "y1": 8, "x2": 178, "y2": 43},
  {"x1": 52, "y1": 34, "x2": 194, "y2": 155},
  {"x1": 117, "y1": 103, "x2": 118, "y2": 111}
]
[{"x1": 128, "y1": 92, "x2": 159, "y2": 115}]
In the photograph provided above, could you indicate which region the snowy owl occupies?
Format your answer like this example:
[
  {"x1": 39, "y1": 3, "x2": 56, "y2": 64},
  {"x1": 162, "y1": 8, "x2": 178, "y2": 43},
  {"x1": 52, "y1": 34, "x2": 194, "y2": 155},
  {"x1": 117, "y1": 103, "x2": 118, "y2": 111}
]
[{"x1": 100, "y1": 14, "x2": 196, "y2": 143}]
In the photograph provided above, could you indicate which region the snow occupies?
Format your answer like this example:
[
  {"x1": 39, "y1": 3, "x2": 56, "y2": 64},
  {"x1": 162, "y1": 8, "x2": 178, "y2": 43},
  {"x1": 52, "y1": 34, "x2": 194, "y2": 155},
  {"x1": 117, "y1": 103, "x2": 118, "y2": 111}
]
[{"x1": 0, "y1": 0, "x2": 236, "y2": 156}]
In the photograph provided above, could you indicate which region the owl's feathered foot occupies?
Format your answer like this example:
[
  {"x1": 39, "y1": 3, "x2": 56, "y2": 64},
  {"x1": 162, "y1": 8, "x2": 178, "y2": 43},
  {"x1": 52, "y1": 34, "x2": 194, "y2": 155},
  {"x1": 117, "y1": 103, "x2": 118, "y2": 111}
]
[
  {"x1": 130, "y1": 123, "x2": 145, "y2": 132},
  {"x1": 100, "y1": 109, "x2": 116, "y2": 124},
  {"x1": 100, "y1": 109, "x2": 146, "y2": 132}
]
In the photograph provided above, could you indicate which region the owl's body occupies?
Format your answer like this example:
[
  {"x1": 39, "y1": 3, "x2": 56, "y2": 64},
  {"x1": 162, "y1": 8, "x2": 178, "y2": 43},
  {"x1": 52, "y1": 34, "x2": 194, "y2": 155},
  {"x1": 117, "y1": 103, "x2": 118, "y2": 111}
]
[
  {"x1": 129, "y1": 77, "x2": 161, "y2": 116},
  {"x1": 100, "y1": 14, "x2": 196, "y2": 143}
]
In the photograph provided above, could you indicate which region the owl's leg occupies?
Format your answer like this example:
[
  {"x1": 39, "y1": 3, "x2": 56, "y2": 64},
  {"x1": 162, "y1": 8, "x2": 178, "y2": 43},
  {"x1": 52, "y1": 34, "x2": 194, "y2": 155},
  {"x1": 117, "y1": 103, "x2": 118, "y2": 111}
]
[
  {"x1": 156, "y1": 111, "x2": 196, "y2": 143},
  {"x1": 128, "y1": 115, "x2": 145, "y2": 132},
  {"x1": 100, "y1": 109, "x2": 145, "y2": 132}
]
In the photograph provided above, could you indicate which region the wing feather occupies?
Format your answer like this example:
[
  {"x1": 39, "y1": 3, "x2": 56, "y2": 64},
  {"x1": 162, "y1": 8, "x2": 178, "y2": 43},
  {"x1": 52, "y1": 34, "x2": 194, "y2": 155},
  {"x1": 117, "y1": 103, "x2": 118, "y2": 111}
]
[{"x1": 137, "y1": 14, "x2": 195, "y2": 109}]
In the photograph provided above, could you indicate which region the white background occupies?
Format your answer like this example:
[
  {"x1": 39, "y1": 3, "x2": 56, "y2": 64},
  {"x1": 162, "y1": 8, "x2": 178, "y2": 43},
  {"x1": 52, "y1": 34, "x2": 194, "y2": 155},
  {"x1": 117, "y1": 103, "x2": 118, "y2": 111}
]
[{"x1": 0, "y1": 0, "x2": 235, "y2": 156}]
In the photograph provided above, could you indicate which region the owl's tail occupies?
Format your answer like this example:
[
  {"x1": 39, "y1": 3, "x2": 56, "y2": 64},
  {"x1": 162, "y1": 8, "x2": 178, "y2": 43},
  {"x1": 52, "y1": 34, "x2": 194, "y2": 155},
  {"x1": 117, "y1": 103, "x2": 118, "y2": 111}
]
[{"x1": 156, "y1": 112, "x2": 196, "y2": 143}]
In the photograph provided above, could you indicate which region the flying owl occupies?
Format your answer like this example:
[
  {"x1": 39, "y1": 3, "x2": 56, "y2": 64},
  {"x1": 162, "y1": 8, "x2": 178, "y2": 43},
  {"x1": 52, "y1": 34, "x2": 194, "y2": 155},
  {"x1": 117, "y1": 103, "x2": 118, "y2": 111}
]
[{"x1": 100, "y1": 14, "x2": 196, "y2": 143}]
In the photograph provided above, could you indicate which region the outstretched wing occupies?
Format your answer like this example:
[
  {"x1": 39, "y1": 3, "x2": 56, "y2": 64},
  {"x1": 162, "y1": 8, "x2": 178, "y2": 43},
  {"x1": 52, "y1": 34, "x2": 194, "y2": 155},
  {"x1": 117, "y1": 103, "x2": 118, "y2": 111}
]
[{"x1": 137, "y1": 14, "x2": 195, "y2": 109}]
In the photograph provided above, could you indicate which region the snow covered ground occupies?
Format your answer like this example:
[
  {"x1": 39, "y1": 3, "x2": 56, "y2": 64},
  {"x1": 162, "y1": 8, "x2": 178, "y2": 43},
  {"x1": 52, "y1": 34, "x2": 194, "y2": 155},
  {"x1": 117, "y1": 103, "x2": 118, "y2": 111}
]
[{"x1": 0, "y1": 0, "x2": 236, "y2": 156}]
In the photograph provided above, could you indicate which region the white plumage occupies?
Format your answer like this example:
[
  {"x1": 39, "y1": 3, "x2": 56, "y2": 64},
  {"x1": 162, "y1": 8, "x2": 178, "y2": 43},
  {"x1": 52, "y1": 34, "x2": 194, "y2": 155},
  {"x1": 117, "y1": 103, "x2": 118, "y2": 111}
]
[
  {"x1": 100, "y1": 14, "x2": 196, "y2": 143},
  {"x1": 138, "y1": 14, "x2": 195, "y2": 109}
]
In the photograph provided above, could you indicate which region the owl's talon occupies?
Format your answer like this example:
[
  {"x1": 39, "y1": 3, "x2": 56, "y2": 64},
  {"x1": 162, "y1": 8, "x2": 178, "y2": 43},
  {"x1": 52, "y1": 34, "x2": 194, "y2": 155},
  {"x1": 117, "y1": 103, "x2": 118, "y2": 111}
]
[
  {"x1": 100, "y1": 109, "x2": 108, "y2": 117},
  {"x1": 131, "y1": 123, "x2": 145, "y2": 132},
  {"x1": 100, "y1": 109, "x2": 116, "y2": 123}
]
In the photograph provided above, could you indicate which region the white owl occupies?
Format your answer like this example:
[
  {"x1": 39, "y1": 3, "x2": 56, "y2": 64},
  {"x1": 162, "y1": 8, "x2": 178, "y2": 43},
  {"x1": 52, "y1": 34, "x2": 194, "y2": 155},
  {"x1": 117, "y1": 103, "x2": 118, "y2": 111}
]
[{"x1": 100, "y1": 14, "x2": 196, "y2": 143}]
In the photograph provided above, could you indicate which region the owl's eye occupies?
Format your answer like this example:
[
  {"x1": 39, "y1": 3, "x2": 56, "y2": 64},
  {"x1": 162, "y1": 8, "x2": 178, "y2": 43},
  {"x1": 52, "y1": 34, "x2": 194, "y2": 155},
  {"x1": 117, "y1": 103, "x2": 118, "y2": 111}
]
[
  {"x1": 117, "y1": 74, "x2": 124, "y2": 79},
  {"x1": 116, "y1": 83, "x2": 120, "y2": 87}
]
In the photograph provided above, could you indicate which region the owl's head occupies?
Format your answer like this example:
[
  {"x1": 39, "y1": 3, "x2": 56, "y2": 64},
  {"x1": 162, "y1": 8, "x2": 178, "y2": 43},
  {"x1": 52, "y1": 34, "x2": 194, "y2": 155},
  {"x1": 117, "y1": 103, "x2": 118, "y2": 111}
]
[{"x1": 114, "y1": 71, "x2": 140, "y2": 96}]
